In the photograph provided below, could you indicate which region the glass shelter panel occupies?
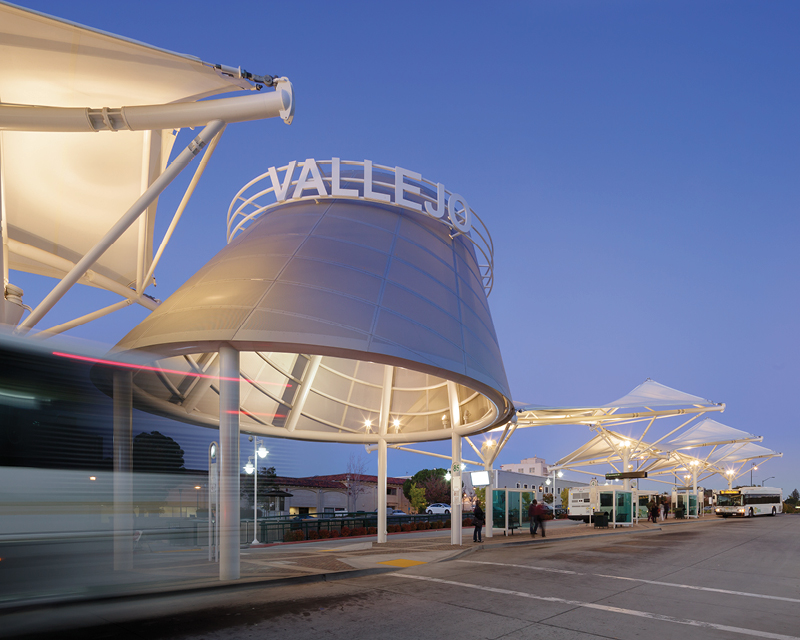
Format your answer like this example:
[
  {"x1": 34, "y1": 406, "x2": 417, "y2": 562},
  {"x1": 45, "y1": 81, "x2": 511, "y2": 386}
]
[
  {"x1": 492, "y1": 489, "x2": 505, "y2": 529},
  {"x1": 615, "y1": 491, "x2": 632, "y2": 524}
]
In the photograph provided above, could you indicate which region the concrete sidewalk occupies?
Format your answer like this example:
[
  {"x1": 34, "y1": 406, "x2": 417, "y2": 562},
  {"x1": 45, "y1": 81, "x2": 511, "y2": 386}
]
[{"x1": 1, "y1": 516, "x2": 722, "y2": 611}]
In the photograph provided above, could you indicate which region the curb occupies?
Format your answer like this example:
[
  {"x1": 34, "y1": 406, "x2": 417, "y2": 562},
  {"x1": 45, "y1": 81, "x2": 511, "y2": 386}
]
[{"x1": 0, "y1": 565, "x2": 401, "y2": 615}]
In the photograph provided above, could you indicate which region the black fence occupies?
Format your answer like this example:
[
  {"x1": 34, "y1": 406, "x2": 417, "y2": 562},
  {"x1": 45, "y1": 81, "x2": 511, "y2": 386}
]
[{"x1": 130, "y1": 512, "x2": 467, "y2": 549}]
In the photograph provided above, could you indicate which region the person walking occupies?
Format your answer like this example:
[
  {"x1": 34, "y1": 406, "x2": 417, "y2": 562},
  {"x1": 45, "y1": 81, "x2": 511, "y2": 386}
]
[
  {"x1": 534, "y1": 500, "x2": 546, "y2": 537},
  {"x1": 650, "y1": 500, "x2": 659, "y2": 525},
  {"x1": 473, "y1": 500, "x2": 485, "y2": 543},
  {"x1": 647, "y1": 499, "x2": 656, "y2": 523},
  {"x1": 529, "y1": 499, "x2": 537, "y2": 536},
  {"x1": 659, "y1": 501, "x2": 665, "y2": 522},
  {"x1": 663, "y1": 499, "x2": 670, "y2": 520}
]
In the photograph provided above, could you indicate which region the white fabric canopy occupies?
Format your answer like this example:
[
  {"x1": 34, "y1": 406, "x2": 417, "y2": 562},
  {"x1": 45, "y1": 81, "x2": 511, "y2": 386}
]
[
  {"x1": 667, "y1": 418, "x2": 759, "y2": 449},
  {"x1": 709, "y1": 442, "x2": 780, "y2": 465},
  {"x1": 603, "y1": 379, "x2": 713, "y2": 409},
  {"x1": 0, "y1": 1, "x2": 252, "y2": 288}
]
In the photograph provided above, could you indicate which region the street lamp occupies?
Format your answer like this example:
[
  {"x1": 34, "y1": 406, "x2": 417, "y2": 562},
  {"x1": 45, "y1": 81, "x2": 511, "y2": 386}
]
[
  {"x1": 244, "y1": 435, "x2": 268, "y2": 544},
  {"x1": 762, "y1": 476, "x2": 774, "y2": 487},
  {"x1": 195, "y1": 485, "x2": 201, "y2": 514},
  {"x1": 750, "y1": 463, "x2": 758, "y2": 487}
]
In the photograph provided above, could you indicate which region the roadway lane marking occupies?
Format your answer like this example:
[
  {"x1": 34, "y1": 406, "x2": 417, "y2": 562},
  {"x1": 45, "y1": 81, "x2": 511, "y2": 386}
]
[
  {"x1": 390, "y1": 574, "x2": 800, "y2": 640},
  {"x1": 457, "y1": 560, "x2": 800, "y2": 604}
]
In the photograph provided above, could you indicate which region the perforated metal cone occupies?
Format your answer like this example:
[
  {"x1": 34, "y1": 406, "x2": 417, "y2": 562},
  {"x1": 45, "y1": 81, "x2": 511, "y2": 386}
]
[{"x1": 113, "y1": 198, "x2": 513, "y2": 443}]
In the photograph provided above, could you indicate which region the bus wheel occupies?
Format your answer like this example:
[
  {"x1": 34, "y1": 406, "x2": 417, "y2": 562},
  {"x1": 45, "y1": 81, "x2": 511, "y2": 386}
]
[
  {"x1": 748, "y1": 508, "x2": 754, "y2": 518},
  {"x1": 771, "y1": 507, "x2": 776, "y2": 516}
]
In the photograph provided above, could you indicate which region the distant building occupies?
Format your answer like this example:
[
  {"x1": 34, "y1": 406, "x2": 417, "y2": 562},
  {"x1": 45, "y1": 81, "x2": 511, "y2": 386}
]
[
  {"x1": 500, "y1": 456, "x2": 549, "y2": 476},
  {"x1": 270, "y1": 473, "x2": 411, "y2": 516}
]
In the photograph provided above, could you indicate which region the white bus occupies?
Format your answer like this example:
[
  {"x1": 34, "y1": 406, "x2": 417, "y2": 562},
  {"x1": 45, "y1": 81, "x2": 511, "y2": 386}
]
[{"x1": 713, "y1": 487, "x2": 782, "y2": 518}]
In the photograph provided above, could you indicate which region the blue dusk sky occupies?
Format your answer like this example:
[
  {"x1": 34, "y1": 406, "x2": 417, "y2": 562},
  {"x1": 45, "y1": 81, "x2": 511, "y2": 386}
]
[{"x1": 8, "y1": 1, "x2": 800, "y2": 493}]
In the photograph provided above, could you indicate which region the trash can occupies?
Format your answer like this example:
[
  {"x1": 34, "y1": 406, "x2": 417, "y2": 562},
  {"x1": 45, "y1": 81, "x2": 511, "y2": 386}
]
[{"x1": 593, "y1": 511, "x2": 609, "y2": 528}]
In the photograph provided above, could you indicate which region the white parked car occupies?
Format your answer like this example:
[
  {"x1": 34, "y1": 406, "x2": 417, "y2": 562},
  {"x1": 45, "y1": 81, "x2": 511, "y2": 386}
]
[{"x1": 426, "y1": 503, "x2": 451, "y2": 515}]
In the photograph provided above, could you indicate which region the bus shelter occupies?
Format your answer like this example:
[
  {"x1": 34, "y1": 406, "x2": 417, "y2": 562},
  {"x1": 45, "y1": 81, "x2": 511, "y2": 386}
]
[
  {"x1": 671, "y1": 488, "x2": 703, "y2": 518},
  {"x1": 569, "y1": 485, "x2": 633, "y2": 527},
  {"x1": 490, "y1": 488, "x2": 534, "y2": 535}
]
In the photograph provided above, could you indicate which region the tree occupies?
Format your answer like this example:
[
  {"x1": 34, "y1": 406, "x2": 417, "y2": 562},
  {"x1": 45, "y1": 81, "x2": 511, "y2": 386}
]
[
  {"x1": 787, "y1": 488, "x2": 800, "y2": 505},
  {"x1": 345, "y1": 453, "x2": 368, "y2": 511},
  {"x1": 560, "y1": 487, "x2": 570, "y2": 508},
  {"x1": 408, "y1": 482, "x2": 427, "y2": 514},
  {"x1": 421, "y1": 475, "x2": 450, "y2": 504},
  {"x1": 543, "y1": 492, "x2": 554, "y2": 504},
  {"x1": 132, "y1": 431, "x2": 185, "y2": 473},
  {"x1": 131, "y1": 431, "x2": 185, "y2": 516},
  {"x1": 241, "y1": 466, "x2": 278, "y2": 507},
  {"x1": 403, "y1": 468, "x2": 447, "y2": 501}
]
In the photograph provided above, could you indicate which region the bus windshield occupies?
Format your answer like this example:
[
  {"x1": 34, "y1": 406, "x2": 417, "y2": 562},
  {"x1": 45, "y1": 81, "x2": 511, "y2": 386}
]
[{"x1": 716, "y1": 494, "x2": 742, "y2": 507}]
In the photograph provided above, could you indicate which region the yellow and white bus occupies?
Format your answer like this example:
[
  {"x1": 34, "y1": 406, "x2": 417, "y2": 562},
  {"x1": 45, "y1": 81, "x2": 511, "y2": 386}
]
[{"x1": 713, "y1": 487, "x2": 782, "y2": 518}]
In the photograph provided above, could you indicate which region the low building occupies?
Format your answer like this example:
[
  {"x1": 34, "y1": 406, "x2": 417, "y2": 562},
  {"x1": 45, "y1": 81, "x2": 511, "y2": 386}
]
[
  {"x1": 259, "y1": 473, "x2": 411, "y2": 516},
  {"x1": 500, "y1": 456, "x2": 549, "y2": 476}
]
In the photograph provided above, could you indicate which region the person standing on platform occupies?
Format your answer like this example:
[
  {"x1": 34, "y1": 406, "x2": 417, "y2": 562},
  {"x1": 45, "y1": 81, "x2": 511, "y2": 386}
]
[
  {"x1": 473, "y1": 500, "x2": 485, "y2": 543},
  {"x1": 529, "y1": 499, "x2": 537, "y2": 536},
  {"x1": 534, "y1": 500, "x2": 546, "y2": 537}
]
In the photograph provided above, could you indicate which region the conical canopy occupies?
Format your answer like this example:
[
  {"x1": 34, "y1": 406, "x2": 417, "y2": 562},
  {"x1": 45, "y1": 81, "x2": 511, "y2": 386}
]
[{"x1": 112, "y1": 196, "x2": 513, "y2": 443}]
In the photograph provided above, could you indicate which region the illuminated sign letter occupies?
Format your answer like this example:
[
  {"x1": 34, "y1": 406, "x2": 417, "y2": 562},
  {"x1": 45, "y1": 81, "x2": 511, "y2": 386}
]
[
  {"x1": 268, "y1": 160, "x2": 297, "y2": 202},
  {"x1": 363, "y1": 160, "x2": 390, "y2": 203},
  {"x1": 331, "y1": 157, "x2": 358, "y2": 197},
  {"x1": 447, "y1": 193, "x2": 471, "y2": 233},
  {"x1": 424, "y1": 182, "x2": 446, "y2": 219},
  {"x1": 394, "y1": 166, "x2": 422, "y2": 211},
  {"x1": 293, "y1": 158, "x2": 328, "y2": 199}
]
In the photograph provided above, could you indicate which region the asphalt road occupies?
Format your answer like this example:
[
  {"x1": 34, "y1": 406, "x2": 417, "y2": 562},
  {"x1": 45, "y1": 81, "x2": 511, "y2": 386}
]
[{"x1": 6, "y1": 515, "x2": 800, "y2": 640}]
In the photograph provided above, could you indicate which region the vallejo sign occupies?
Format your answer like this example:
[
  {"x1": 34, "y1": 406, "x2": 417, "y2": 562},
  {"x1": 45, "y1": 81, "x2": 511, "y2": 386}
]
[{"x1": 251, "y1": 158, "x2": 472, "y2": 234}]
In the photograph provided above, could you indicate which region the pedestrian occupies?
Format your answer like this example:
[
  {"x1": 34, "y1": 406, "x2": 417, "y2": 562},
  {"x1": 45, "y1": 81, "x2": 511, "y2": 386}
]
[
  {"x1": 663, "y1": 500, "x2": 670, "y2": 520},
  {"x1": 473, "y1": 500, "x2": 485, "y2": 543},
  {"x1": 659, "y1": 501, "x2": 665, "y2": 522},
  {"x1": 529, "y1": 499, "x2": 537, "y2": 536},
  {"x1": 650, "y1": 500, "x2": 659, "y2": 525},
  {"x1": 534, "y1": 500, "x2": 546, "y2": 537},
  {"x1": 647, "y1": 499, "x2": 656, "y2": 522}
]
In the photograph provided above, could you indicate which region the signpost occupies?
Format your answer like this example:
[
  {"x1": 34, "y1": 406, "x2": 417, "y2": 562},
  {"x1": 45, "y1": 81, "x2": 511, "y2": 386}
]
[{"x1": 605, "y1": 472, "x2": 648, "y2": 480}]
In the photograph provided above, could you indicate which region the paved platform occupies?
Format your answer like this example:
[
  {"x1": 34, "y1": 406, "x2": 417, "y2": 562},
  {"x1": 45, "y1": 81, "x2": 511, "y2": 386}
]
[{"x1": 0, "y1": 516, "x2": 723, "y2": 611}]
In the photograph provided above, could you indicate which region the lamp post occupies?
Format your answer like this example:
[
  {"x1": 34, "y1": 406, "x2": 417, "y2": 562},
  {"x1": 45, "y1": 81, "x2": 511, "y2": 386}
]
[
  {"x1": 726, "y1": 469, "x2": 735, "y2": 490},
  {"x1": 762, "y1": 476, "x2": 774, "y2": 487},
  {"x1": 750, "y1": 463, "x2": 758, "y2": 487},
  {"x1": 244, "y1": 435, "x2": 268, "y2": 544},
  {"x1": 195, "y1": 485, "x2": 201, "y2": 515}
]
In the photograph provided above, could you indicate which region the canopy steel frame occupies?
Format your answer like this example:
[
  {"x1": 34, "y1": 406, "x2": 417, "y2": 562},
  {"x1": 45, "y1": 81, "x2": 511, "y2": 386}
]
[{"x1": 2, "y1": 83, "x2": 293, "y2": 335}]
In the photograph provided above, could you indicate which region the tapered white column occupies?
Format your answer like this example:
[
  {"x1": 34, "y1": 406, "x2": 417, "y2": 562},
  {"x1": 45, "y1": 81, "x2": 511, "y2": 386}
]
[
  {"x1": 622, "y1": 448, "x2": 631, "y2": 491},
  {"x1": 451, "y1": 433, "x2": 462, "y2": 545},
  {"x1": 113, "y1": 369, "x2": 133, "y2": 571},
  {"x1": 484, "y1": 464, "x2": 493, "y2": 538},
  {"x1": 218, "y1": 344, "x2": 240, "y2": 580},
  {"x1": 377, "y1": 438, "x2": 388, "y2": 543}
]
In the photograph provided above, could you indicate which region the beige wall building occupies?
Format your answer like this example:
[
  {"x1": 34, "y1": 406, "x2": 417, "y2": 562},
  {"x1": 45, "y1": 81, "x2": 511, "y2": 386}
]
[{"x1": 500, "y1": 457, "x2": 549, "y2": 477}]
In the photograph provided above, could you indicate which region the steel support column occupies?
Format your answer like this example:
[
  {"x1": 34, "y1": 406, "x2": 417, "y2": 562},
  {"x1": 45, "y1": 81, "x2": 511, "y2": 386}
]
[
  {"x1": 484, "y1": 464, "x2": 493, "y2": 538},
  {"x1": 377, "y1": 438, "x2": 388, "y2": 543},
  {"x1": 218, "y1": 344, "x2": 240, "y2": 580},
  {"x1": 451, "y1": 432, "x2": 462, "y2": 546}
]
